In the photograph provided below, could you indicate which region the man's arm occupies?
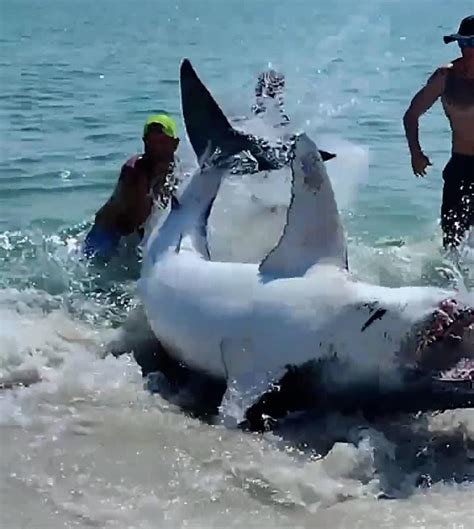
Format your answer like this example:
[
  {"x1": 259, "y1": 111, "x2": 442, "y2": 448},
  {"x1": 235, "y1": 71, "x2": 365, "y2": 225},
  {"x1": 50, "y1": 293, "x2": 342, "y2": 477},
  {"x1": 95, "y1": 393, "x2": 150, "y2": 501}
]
[
  {"x1": 115, "y1": 164, "x2": 150, "y2": 232},
  {"x1": 403, "y1": 67, "x2": 448, "y2": 175}
]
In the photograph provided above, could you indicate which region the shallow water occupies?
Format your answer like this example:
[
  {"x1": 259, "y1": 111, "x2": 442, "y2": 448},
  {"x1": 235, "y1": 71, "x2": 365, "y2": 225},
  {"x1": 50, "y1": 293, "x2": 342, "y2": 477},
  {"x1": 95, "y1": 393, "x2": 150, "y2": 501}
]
[{"x1": 1, "y1": 0, "x2": 474, "y2": 527}]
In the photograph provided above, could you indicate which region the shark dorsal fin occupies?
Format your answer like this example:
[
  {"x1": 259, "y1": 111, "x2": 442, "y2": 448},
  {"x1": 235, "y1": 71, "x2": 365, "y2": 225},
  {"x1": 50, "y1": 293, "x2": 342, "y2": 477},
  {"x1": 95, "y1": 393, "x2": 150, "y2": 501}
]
[{"x1": 181, "y1": 59, "x2": 269, "y2": 167}]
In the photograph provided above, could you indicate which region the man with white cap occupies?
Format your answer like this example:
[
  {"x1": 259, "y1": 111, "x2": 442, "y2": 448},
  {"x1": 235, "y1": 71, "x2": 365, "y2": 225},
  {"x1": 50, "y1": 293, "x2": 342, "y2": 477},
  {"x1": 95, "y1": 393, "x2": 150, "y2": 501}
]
[{"x1": 403, "y1": 15, "x2": 474, "y2": 249}]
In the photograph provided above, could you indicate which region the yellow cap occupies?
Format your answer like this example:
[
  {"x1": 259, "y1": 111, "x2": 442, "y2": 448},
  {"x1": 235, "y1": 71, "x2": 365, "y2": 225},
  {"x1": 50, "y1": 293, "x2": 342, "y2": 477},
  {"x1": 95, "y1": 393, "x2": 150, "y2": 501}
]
[{"x1": 143, "y1": 113, "x2": 178, "y2": 138}]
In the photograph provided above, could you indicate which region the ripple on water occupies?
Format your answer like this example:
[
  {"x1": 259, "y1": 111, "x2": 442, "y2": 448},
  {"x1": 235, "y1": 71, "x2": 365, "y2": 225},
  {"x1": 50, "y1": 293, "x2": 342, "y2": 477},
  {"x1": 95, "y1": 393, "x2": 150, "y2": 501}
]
[{"x1": 83, "y1": 133, "x2": 125, "y2": 142}]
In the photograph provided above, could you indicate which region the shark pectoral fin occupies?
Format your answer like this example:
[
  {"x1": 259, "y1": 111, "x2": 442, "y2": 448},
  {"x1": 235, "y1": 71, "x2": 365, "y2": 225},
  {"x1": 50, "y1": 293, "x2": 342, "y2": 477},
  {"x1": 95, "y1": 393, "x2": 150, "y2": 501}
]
[
  {"x1": 219, "y1": 365, "x2": 287, "y2": 429},
  {"x1": 319, "y1": 150, "x2": 336, "y2": 162},
  {"x1": 258, "y1": 133, "x2": 347, "y2": 277},
  {"x1": 219, "y1": 339, "x2": 292, "y2": 430}
]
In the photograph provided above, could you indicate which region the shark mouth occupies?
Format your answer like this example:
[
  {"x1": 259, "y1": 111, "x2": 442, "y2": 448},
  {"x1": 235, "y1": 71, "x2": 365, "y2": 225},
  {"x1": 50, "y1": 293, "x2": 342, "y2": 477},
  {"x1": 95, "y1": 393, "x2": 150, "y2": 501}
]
[
  {"x1": 415, "y1": 298, "x2": 474, "y2": 378},
  {"x1": 438, "y1": 357, "x2": 474, "y2": 382}
]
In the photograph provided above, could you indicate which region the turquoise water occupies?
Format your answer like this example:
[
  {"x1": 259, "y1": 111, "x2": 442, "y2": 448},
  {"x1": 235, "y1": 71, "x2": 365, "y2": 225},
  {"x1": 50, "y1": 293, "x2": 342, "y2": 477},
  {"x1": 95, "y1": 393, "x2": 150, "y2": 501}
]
[
  {"x1": 1, "y1": 2, "x2": 474, "y2": 527},
  {"x1": 1, "y1": 0, "x2": 470, "y2": 234},
  {"x1": 1, "y1": 1, "x2": 472, "y2": 287},
  {"x1": 1, "y1": 1, "x2": 471, "y2": 296}
]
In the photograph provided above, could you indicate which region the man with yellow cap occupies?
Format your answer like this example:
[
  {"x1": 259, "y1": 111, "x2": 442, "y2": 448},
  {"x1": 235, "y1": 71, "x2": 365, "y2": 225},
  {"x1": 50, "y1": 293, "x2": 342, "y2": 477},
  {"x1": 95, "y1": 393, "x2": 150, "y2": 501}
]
[{"x1": 84, "y1": 113, "x2": 180, "y2": 260}]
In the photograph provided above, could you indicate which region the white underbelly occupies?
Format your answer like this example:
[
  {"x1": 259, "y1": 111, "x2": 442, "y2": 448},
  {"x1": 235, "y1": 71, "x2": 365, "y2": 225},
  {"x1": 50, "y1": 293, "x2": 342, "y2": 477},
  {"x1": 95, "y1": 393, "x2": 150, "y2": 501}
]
[{"x1": 138, "y1": 255, "x2": 429, "y2": 381}]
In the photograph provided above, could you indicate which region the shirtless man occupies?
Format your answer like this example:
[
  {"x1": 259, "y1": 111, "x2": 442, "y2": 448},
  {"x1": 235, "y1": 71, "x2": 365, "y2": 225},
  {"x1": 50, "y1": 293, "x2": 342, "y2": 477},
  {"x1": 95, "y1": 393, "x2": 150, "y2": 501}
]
[
  {"x1": 84, "y1": 113, "x2": 179, "y2": 260},
  {"x1": 403, "y1": 15, "x2": 474, "y2": 249}
]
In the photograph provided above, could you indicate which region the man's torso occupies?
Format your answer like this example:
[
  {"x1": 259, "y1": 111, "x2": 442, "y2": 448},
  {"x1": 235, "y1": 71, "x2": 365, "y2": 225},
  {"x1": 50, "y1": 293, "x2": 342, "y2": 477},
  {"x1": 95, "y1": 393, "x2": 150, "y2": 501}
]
[
  {"x1": 440, "y1": 59, "x2": 474, "y2": 156},
  {"x1": 95, "y1": 155, "x2": 172, "y2": 236}
]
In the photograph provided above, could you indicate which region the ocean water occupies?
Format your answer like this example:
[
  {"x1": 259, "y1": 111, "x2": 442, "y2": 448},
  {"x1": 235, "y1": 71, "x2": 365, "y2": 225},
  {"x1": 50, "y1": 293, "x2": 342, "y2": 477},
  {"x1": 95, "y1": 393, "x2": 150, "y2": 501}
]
[{"x1": 1, "y1": 0, "x2": 474, "y2": 527}]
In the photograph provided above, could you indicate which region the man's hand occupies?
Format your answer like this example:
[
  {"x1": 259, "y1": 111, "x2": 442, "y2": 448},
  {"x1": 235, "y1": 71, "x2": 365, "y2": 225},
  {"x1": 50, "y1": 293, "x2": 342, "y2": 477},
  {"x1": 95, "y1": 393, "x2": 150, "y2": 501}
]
[
  {"x1": 411, "y1": 151, "x2": 432, "y2": 177},
  {"x1": 403, "y1": 67, "x2": 448, "y2": 178}
]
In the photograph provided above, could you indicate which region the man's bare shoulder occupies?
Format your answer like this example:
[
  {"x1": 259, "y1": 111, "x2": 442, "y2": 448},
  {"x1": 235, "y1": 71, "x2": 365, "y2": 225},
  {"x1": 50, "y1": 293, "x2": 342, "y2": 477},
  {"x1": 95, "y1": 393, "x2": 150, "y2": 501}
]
[
  {"x1": 119, "y1": 155, "x2": 142, "y2": 179},
  {"x1": 121, "y1": 155, "x2": 142, "y2": 172},
  {"x1": 114, "y1": 156, "x2": 145, "y2": 194},
  {"x1": 427, "y1": 63, "x2": 454, "y2": 83}
]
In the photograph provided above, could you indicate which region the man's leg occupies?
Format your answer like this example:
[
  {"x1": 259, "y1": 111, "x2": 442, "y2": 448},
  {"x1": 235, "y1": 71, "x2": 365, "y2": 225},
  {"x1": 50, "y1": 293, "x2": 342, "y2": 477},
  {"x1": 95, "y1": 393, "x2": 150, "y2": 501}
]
[
  {"x1": 441, "y1": 157, "x2": 472, "y2": 249},
  {"x1": 83, "y1": 223, "x2": 121, "y2": 260}
]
